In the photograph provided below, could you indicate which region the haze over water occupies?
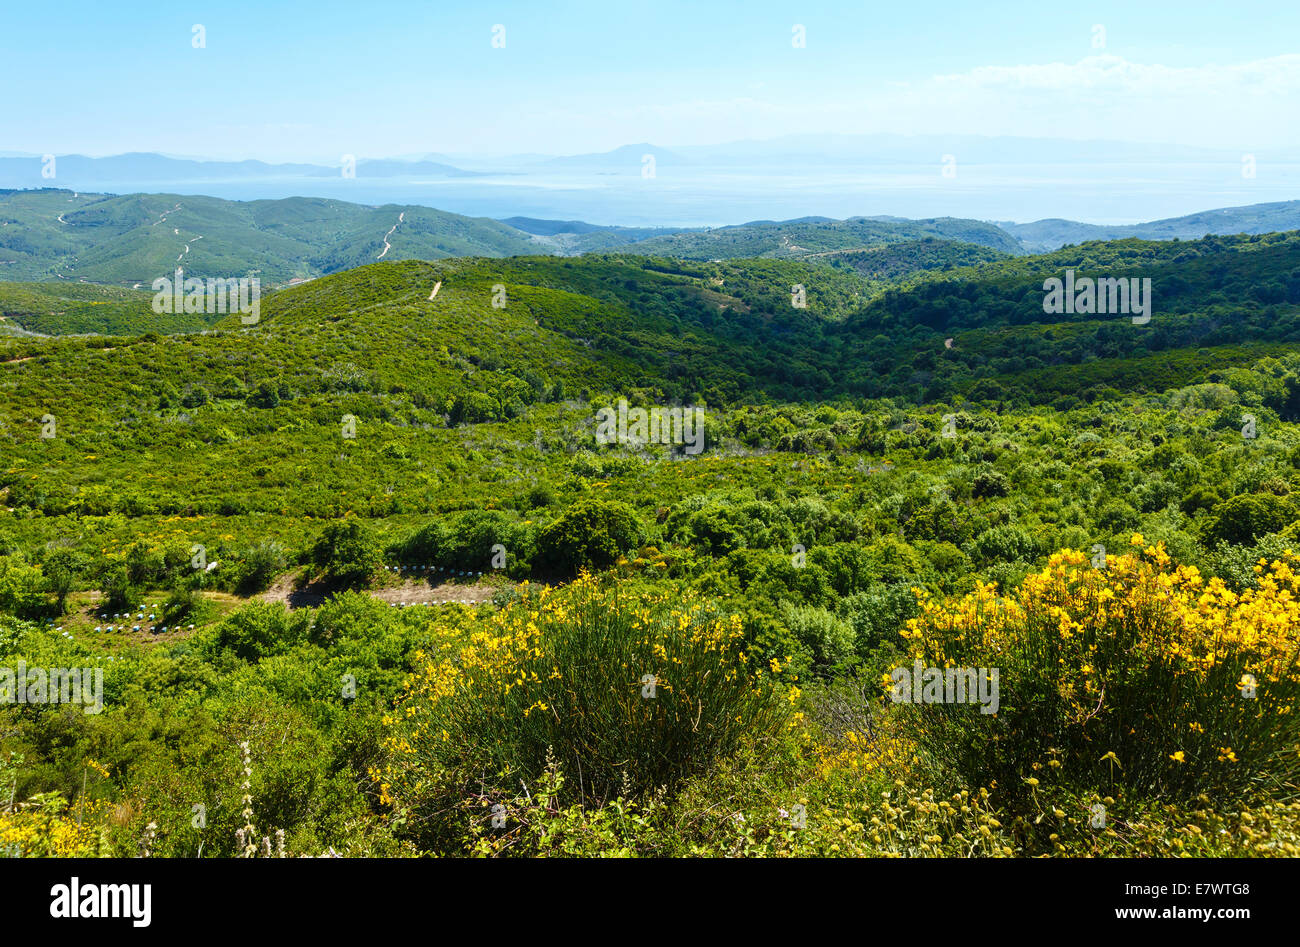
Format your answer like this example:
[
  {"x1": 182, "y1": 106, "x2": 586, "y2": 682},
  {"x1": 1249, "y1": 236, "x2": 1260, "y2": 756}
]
[{"x1": 37, "y1": 161, "x2": 1300, "y2": 227}]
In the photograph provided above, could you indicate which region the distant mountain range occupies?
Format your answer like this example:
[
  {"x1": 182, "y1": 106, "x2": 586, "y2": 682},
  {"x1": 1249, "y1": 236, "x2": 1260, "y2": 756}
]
[
  {"x1": 4, "y1": 186, "x2": 1300, "y2": 287},
  {"x1": 1001, "y1": 200, "x2": 1300, "y2": 251},
  {"x1": 1, "y1": 137, "x2": 1246, "y2": 184},
  {"x1": 389, "y1": 134, "x2": 1240, "y2": 170},
  {"x1": 4, "y1": 144, "x2": 1294, "y2": 235},
  {"x1": 537, "y1": 143, "x2": 690, "y2": 170},
  {"x1": 0, "y1": 153, "x2": 486, "y2": 187}
]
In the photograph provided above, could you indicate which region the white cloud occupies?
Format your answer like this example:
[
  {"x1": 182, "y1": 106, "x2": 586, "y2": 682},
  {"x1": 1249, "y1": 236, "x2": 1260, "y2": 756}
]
[
  {"x1": 862, "y1": 54, "x2": 1300, "y2": 147},
  {"x1": 511, "y1": 54, "x2": 1300, "y2": 152}
]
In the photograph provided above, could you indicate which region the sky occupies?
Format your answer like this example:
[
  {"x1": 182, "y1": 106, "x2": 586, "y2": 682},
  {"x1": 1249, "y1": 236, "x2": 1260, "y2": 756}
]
[{"x1": 2, "y1": 0, "x2": 1299, "y2": 161}]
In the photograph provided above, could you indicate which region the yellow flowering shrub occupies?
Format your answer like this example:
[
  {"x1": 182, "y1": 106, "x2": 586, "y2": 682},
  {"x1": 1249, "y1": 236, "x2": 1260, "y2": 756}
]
[
  {"x1": 0, "y1": 793, "x2": 108, "y2": 857},
  {"x1": 894, "y1": 540, "x2": 1300, "y2": 813},
  {"x1": 374, "y1": 574, "x2": 790, "y2": 847}
]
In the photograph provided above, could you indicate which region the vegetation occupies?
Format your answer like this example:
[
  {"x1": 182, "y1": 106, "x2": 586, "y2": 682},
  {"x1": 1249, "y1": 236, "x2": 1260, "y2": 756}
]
[
  {"x1": 0, "y1": 189, "x2": 547, "y2": 285},
  {"x1": 3, "y1": 223, "x2": 1300, "y2": 857}
]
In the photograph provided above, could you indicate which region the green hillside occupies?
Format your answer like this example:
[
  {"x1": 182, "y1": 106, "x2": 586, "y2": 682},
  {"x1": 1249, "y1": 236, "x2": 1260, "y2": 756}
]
[
  {"x1": 615, "y1": 215, "x2": 1026, "y2": 259},
  {"x1": 1, "y1": 230, "x2": 1298, "y2": 525},
  {"x1": 1002, "y1": 199, "x2": 1300, "y2": 252},
  {"x1": 4, "y1": 230, "x2": 1300, "y2": 859},
  {"x1": 2, "y1": 189, "x2": 1029, "y2": 289},
  {"x1": 817, "y1": 237, "x2": 1010, "y2": 280},
  {"x1": 0, "y1": 189, "x2": 549, "y2": 284},
  {"x1": 0, "y1": 280, "x2": 201, "y2": 335}
]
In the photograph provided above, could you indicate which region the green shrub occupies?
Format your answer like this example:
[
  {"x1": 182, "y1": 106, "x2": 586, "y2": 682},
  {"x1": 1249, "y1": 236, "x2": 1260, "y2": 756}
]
[
  {"x1": 310, "y1": 520, "x2": 381, "y2": 589},
  {"x1": 395, "y1": 509, "x2": 526, "y2": 574},
  {"x1": 0, "y1": 556, "x2": 45, "y2": 618},
  {"x1": 209, "y1": 602, "x2": 312, "y2": 663},
  {"x1": 1205, "y1": 493, "x2": 1297, "y2": 545},
  {"x1": 536, "y1": 499, "x2": 645, "y2": 575},
  {"x1": 779, "y1": 602, "x2": 855, "y2": 672},
  {"x1": 230, "y1": 541, "x2": 289, "y2": 595}
]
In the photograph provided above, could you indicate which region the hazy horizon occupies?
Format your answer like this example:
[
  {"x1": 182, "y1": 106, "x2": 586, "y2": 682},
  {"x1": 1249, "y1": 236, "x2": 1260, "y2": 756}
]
[{"x1": 7, "y1": 0, "x2": 1299, "y2": 225}]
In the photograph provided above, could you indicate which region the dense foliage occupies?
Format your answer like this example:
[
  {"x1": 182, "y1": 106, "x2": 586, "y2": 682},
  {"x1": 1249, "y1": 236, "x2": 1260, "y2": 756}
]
[{"x1": 4, "y1": 227, "x2": 1300, "y2": 857}]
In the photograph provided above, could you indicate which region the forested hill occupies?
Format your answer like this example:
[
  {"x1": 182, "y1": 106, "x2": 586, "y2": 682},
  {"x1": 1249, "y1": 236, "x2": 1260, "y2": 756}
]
[
  {"x1": 1, "y1": 189, "x2": 1023, "y2": 283},
  {"x1": 609, "y1": 215, "x2": 1025, "y2": 259},
  {"x1": 3, "y1": 230, "x2": 1299, "y2": 418},
  {"x1": 1002, "y1": 199, "x2": 1300, "y2": 252},
  {"x1": 0, "y1": 190, "x2": 549, "y2": 284}
]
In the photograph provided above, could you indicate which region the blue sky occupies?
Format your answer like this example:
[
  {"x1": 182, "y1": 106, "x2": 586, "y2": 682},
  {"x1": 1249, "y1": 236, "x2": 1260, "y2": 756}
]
[{"x1": 3, "y1": 0, "x2": 1299, "y2": 160}]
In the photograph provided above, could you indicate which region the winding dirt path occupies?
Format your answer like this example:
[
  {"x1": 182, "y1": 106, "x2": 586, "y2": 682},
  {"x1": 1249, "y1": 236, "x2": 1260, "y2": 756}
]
[{"x1": 377, "y1": 211, "x2": 404, "y2": 259}]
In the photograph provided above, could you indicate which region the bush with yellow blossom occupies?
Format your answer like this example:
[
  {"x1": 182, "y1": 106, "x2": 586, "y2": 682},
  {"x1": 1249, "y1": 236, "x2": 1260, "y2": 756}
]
[
  {"x1": 374, "y1": 574, "x2": 792, "y2": 848},
  {"x1": 0, "y1": 791, "x2": 108, "y2": 857},
  {"x1": 893, "y1": 538, "x2": 1300, "y2": 817}
]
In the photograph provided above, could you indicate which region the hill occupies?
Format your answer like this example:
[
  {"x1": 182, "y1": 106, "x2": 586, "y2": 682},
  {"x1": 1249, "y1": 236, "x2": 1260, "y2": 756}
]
[
  {"x1": 0, "y1": 281, "x2": 181, "y2": 335},
  {"x1": 0, "y1": 189, "x2": 550, "y2": 284},
  {"x1": 816, "y1": 237, "x2": 1011, "y2": 280},
  {"x1": 614, "y1": 215, "x2": 1026, "y2": 259},
  {"x1": 12, "y1": 188, "x2": 1300, "y2": 293},
  {"x1": 1000, "y1": 200, "x2": 1300, "y2": 252},
  {"x1": 0, "y1": 189, "x2": 1028, "y2": 287},
  {"x1": 500, "y1": 216, "x2": 690, "y2": 253},
  {"x1": 4, "y1": 230, "x2": 1300, "y2": 860}
]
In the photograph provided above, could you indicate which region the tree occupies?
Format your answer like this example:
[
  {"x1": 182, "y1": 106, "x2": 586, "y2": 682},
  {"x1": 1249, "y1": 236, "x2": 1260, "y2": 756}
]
[
  {"x1": 311, "y1": 521, "x2": 381, "y2": 589},
  {"x1": 1206, "y1": 494, "x2": 1297, "y2": 546},
  {"x1": 42, "y1": 548, "x2": 81, "y2": 613}
]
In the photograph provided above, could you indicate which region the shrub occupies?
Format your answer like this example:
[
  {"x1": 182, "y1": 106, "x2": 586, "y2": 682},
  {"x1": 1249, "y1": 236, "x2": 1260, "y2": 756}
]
[
  {"x1": 180, "y1": 385, "x2": 210, "y2": 408},
  {"x1": 535, "y1": 499, "x2": 644, "y2": 575},
  {"x1": 971, "y1": 467, "x2": 1009, "y2": 499},
  {"x1": 526, "y1": 483, "x2": 557, "y2": 509},
  {"x1": 779, "y1": 602, "x2": 855, "y2": 672},
  {"x1": 210, "y1": 602, "x2": 311, "y2": 663},
  {"x1": 375, "y1": 576, "x2": 792, "y2": 846},
  {"x1": 246, "y1": 381, "x2": 281, "y2": 409},
  {"x1": 448, "y1": 392, "x2": 498, "y2": 425},
  {"x1": 838, "y1": 585, "x2": 917, "y2": 654},
  {"x1": 1205, "y1": 493, "x2": 1296, "y2": 546},
  {"x1": 230, "y1": 541, "x2": 288, "y2": 594},
  {"x1": 396, "y1": 510, "x2": 523, "y2": 574},
  {"x1": 162, "y1": 587, "x2": 202, "y2": 625},
  {"x1": 893, "y1": 538, "x2": 1300, "y2": 820},
  {"x1": 0, "y1": 793, "x2": 107, "y2": 856},
  {"x1": 1203, "y1": 533, "x2": 1297, "y2": 591},
  {"x1": 968, "y1": 523, "x2": 1039, "y2": 565},
  {"x1": 41, "y1": 548, "x2": 81, "y2": 613},
  {"x1": 98, "y1": 563, "x2": 140, "y2": 613}
]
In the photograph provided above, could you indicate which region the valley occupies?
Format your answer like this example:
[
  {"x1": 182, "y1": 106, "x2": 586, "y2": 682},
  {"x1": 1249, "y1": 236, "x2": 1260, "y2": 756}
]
[{"x1": 2, "y1": 206, "x2": 1300, "y2": 858}]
